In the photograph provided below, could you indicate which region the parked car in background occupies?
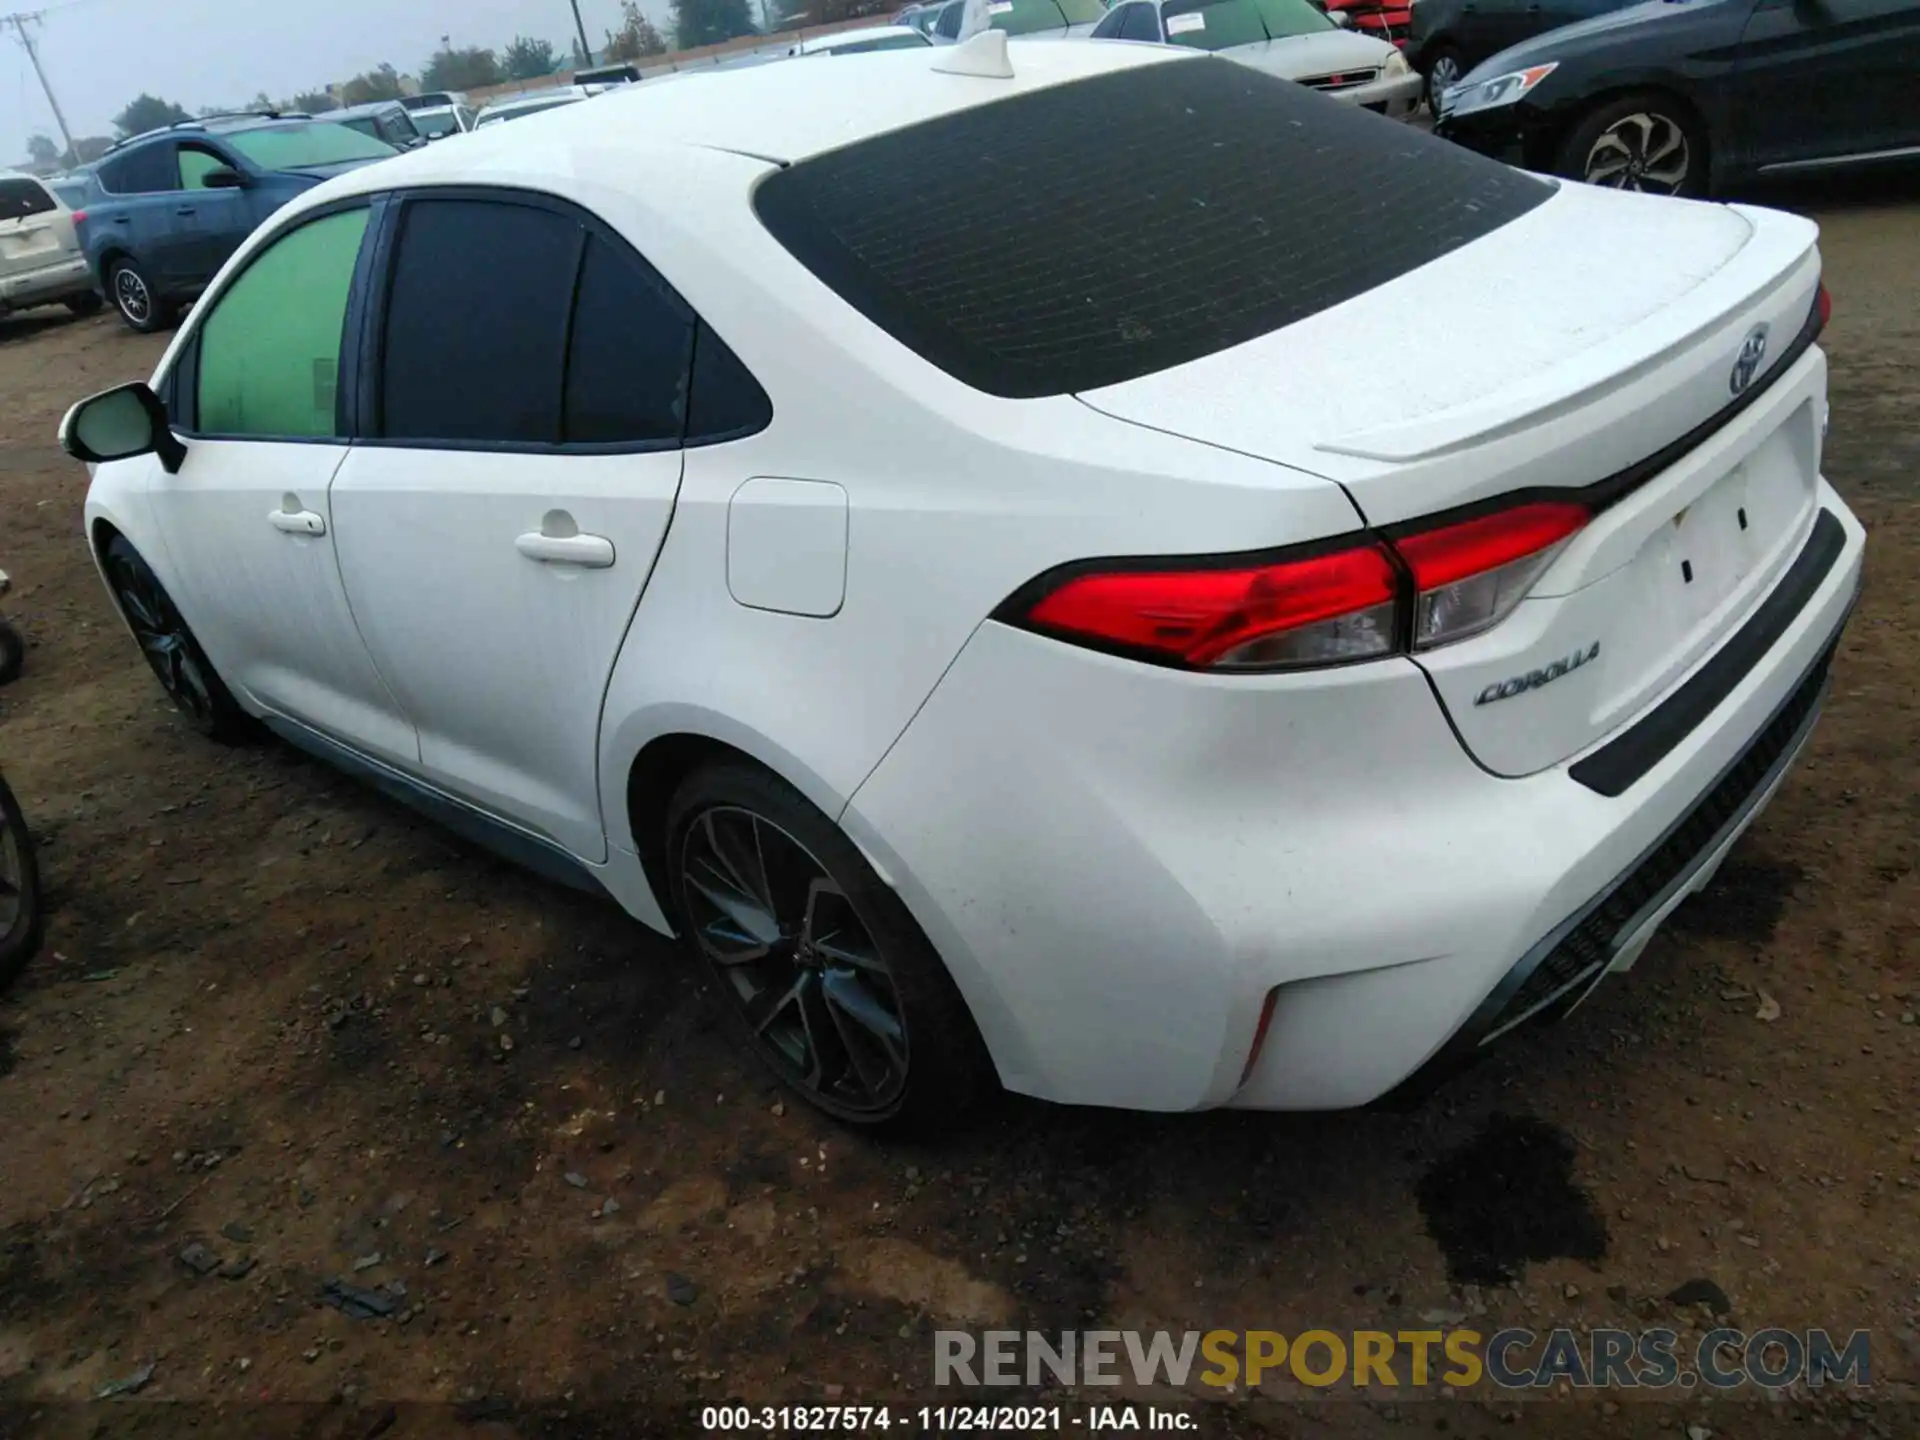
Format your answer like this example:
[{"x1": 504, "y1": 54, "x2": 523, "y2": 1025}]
[
  {"x1": 64, "y1": 42, "x2": 1860, "y2": 1129},
  {"x1": 1436, "y1": 0, "x2": 1920, "y2": 196},
  {"x1": 75, "y1": 113, "x2": 397, "y2": 332},
  {"x1": 473, "y1": 87, "x2": 597, "y2": 128},
  {"x1": 410, "y1": 103, "x2": 477, "y2": 138},
  {"x1": 400, "y1": 90, "x2": 471, "y2": 113},
  {"x1": 329, "y1": 99, "x2": 429, "y2": 150},
  {"x1": 1091, "y1": 0, "x2": 1420, "y2": 116},
  {"x1": 896, "y1": 2, "x2": 944, "y2": 32},
  {"x1": 1321, "y1": 0, "x2": 1412, "y2": 50},
  {"x1": 575, "y1": 63, "x2": 645, "y2": 86},
  {"x1": 1408, "y1": 0, "x2": 1634, "y2": 112},
  {"x1": 928, "y1": 0, "x2": 1106, "y2": 41},
  {"x1": 0, "y1": 170, "x2": 100, "y2": 318},
  {"x1": 790, "y1": 23, "x2": 933, "y2": 53},
  {"x1": 46, "y1": 172, "x2": 92, "y2": 208}
]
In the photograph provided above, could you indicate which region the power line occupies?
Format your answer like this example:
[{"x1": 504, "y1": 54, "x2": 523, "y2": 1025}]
[{"x1": 1, "y1": 11, "x2": 75, "y2": 157}]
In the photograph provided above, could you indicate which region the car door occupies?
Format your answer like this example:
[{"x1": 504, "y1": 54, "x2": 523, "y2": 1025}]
[
  {"x1": 1455, "y1": 0, "x2": 1533, "y2": 64},
  {"x1": 327, "y1": 191, "x2": 692, "y2": 864},
  {"x1": 150, "y1": 200, "x2": 420, "y2": 767},
  {"x1": 172, "y1": 142, "x2": 255, "y2": 284},
  {"x1": 1734, "y1": 0, "x2": 1920, "y2": 170},
  {"x1": 94, "y1": 142, "x2": 180, "y2": 277}
]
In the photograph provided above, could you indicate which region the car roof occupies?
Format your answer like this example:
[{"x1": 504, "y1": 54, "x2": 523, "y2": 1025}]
[{"x1": 329, "y1": 100, "x2": 409, "y2": 118}]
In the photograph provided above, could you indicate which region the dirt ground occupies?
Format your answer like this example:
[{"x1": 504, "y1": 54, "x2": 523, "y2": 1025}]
[{"x1": 0, "y1": 170, "x2": 1916, "y2": 1440}]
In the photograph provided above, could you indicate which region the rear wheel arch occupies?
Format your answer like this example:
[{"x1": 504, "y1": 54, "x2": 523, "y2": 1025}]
[{"x1": 626, "y1": 731, "x2": 752, "y2": 928}]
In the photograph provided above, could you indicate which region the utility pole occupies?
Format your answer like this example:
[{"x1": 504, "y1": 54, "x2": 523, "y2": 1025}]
[
  {"x1": 567, "y1": 0, "x2": 593, "y2": 65},
  {"x1": 2, "y1": 12, "x2": 76, "y2": 160}
]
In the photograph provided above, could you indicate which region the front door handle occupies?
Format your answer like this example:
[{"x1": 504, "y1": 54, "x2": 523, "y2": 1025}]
[
  {"x1": 176, "y1": 206, "x2": 197, "y2": 217},
  {"x1": 516, "y1": 531, "x2": 615, "y2": 568},
  {"x1": 269, "y1": 508, "x2": 326, "y2": 536}
]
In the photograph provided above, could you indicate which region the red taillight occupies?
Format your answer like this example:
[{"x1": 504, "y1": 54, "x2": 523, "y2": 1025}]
[
  {"x1": 1022, "y1": 542, "x2": 1399, "y2": 671},
  {"x1": 1008, "y1": 502, "x2": 1588, "y2": 671},
  {"x1": 70, "y1": 209, "x2": 87, "y2": 225},
  {"x1": 1395, "y1": 501, "x2": 1588, "y2": 649},
  {"x1": 1816, "y1": 281, "x2": 1832, "y2": 332}
]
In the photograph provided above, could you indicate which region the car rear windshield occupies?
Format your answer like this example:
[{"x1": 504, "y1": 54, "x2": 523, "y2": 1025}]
[
  {"x1": 1162, "y1": 0, "x2": 1333, "y2": 47},
  {"x1": 753, "y1": 58, "x2": 1551, "y2": 398},
  {"x1": 226, "y1": 122, "x2": 397, "y2": 171},
  {"x1": 0, "y1": 177, "x2": 56, "y2": 221}
]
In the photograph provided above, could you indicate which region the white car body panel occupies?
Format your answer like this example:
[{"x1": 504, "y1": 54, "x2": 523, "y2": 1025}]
[
  {"x1": 75, "y1": 42, "x2": 1866, "y2": 1113},
  {"x1": 0, "y1": 172, "x2": 91, "y2": 310}
]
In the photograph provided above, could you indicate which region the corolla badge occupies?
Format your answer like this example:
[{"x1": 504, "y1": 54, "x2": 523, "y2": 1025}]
[
  {"x1": 1730, "y1": 324, "x2": 1770, "y2": 396},
  {"x1": 1474, "y1": 642, "x2": 1601, "y2": 706}
]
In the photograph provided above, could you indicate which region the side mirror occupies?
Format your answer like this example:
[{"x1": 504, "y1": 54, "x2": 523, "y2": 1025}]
[
  {"x1": 58, "y1": 383, "x2": 187, "y2": 474},
  {"x1": 200, "y1": 165, "x2": 248, "y2": 189}
]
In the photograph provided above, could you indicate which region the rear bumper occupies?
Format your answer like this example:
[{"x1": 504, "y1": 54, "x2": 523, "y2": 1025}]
[
  {"x1": 0, "y1": 252, "x2": 91, "y2": 308},
  {"x1": 843, "y1": 486, "x2": 1864, "y2": 1112}
]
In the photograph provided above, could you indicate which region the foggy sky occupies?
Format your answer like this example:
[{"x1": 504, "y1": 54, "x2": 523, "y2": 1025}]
[{"x1": 2, "y1": 0, "x2": 672, "y2": 160}]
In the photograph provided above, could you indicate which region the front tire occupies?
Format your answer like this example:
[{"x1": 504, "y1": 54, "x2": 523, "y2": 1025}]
[
  {"x1": 107, "y1": 258, "x2": 173, "y2": 334},
  {"x1": 0, "y1": 772, "x2": 44, "y2": 994},
  {"x1": 1424, "y1": 44, "x2": 1464, "y2": 114},
  {"x1": 101, "y1": 536, "x2": 249, "y2": 741},
  {"x1": 665, "y1": 761, "x2": 993, "y2": 1132},
  {"x1": 1555, "y1": 93, "x2": 1707, "y2": 197}
]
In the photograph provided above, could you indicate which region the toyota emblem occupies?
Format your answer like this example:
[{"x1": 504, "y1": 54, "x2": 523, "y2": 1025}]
[{"x1": 1730, "y1": 324, "x2": 1770, "y2": 396}]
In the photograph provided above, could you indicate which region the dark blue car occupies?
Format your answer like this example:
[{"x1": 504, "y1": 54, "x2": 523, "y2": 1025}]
[{"x1": 76, "y1": 113, "x2": 397, "y2": 332}]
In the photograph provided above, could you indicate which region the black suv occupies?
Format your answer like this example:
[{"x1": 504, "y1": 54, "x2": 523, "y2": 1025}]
[{"x1": 75, "y1": 112, "x2": 396, "y2": 332}]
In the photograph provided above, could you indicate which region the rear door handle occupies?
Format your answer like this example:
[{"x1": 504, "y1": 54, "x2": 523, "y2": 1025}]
[
  {"x1": 110, "y1": 216, "x2": 131, "y2": 225},
  {"x1": 515, "y1": 531, "x2": 614, "y2": 568},
  {"x1": 269, "y1": 508, "x2": 326, "y2": 536},
  {"x1": 175, "y1": 206, "x2": 197, "y2": 217}
]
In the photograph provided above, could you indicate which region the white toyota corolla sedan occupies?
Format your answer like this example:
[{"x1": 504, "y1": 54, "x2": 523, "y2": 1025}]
[{"x1": 62, "y1": 33, "x2": 1863, "y2": 1131}]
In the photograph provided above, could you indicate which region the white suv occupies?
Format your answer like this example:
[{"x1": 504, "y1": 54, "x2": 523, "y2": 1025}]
[
  {"x1": 0, "y1": 171, "x2": 100, "y2": 319},
  {"x1": 62, "y1": 41, "x2": 1863, "y2": 1129}
]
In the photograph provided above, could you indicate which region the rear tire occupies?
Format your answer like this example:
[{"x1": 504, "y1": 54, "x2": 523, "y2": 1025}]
[
  {"x1": 665, "y1": 761, "x2": 994, "y2": 1133},
  {"x1": 0, "y1": 620, "x2": 20, "y2": 685},
  {"x1": 107, "y1": 258, "x2": 173, "y2": 334},
  {"x1": 100, "y1": 535, "x2": 249, "y2": 741},
  {"x1": 63, "y1": 292, "x2": 103, "y2": 316},
  {"x1": 1554, "y1": 92, "x2": 1708, "y2": 197},
  {"x1": 0, "y1": 771, "x2": 44, "y2": 994}
]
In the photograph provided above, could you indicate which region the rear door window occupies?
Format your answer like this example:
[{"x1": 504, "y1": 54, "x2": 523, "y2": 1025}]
[
  {"x1": 0, "y1": 178, "x2": 56, "y2": 221},
  {"x1": 562, "y1": 234, "x2": 694, "y2": 445},
  {"x1": 1121, "y1": 3, "x2": 1164, "y2": 38},
  {"x1": 97, "y1": 143, "x2": 180, "y2": 195},
  {"x1": 195, "y1": 207, "x2": 371, "y2": 437},
  {"x1": 378, "y1": 197, "x2": 579, "y2": 445}
]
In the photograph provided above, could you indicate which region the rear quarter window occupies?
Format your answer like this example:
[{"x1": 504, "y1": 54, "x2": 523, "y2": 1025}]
[{"x1": 754, "y1": 58, "x2": 1552, "y2": 398}]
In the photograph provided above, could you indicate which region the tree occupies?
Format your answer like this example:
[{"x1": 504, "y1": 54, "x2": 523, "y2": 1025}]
[
  {"x1": 26, "y1": 133, "x2": 59, "y2": 168},
  {"x1": 671, "y1": 0, "x2": 757, "y2": 49},
  {"x1": 605, "y1": 1, "x2": 668, "y2": 59},
  {"x1": 339, "y1": 64, "x2": 405, "y2": 105},
  {"x1": 502, "y1": 34, "x2": 557, "y2": 80},
  {"x1": 291, "y1": 89, "x2": 336, "y2": 113},
  {"x1": 421, "y1": 45, "x2": 503, "y2": 91},
  {"x1": 112, "y1": 93, "x2": 193, "y2": 138},
  {"x1": 71, "y1": 136, "x2": 112, "y2": 164}
]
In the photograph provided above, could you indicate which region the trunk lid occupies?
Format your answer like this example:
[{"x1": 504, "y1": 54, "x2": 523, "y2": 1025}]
[
  {"x1": 0, "y1": 176, "x2": 76, "y2": 278},
  {"x1": 1078, "y1": 184, "x2": 1827, "y2": 776}
]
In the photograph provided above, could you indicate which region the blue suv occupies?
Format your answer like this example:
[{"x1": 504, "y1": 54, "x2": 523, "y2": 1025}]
[{"x1": 77, "y1": 112, "x2": 397, "y2": 332}]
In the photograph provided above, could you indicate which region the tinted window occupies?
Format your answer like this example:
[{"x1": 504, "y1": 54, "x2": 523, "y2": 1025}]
[
  {"x1": 827, "y1": 31, "x2": 930, "y2": 50},
  {"x1": 687, "y1": 324, "x2": 773, "y2": 444},
  {"x1": 935, "y1": 2, "x2": 965, "y2": 36},
  {"x1": 225, "y1": 122, "x2": 394, "y2": 171},
  {"x1": 379, "y1": 198, "x2": 578, "y2": 444},
  {"x1": 1162, "y1": 0, "x2": 1331, "y2": 46},
  {"x1": 97, "y1": 143, "x2": 178, "y2": 195},
  {"x1": 1090, "y1": 5, "x2": 1127, "y2": 35},
  {"x1": 1121, "y1": 3, "x2": 1163, "y2": 37},
  {"x1": 563, "y1": 235, "x2": 693, "y2": 445},
  {"x1": 177, "y1": 145, "x2": 230, "y2": 189},
  {"x1": 754, "y1": 59, "x2": 1551, "y2": 398},
  {"x1": 991, "y1": 0, "x2": 1073, "y2": 34},
  {"x1": 0, "y1": 178, "x2": 56, "y2": 220},
  {"x1": 196, "y1": 208, "x2": 369, "y2": 437}
]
